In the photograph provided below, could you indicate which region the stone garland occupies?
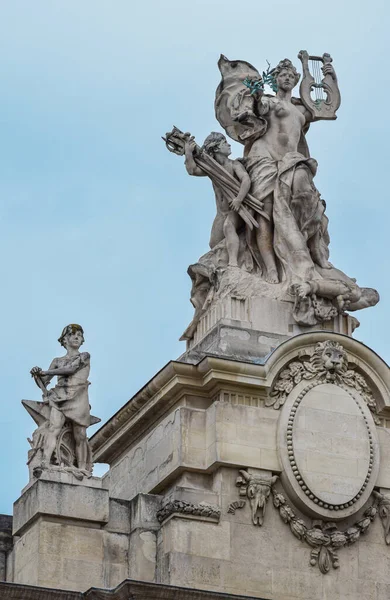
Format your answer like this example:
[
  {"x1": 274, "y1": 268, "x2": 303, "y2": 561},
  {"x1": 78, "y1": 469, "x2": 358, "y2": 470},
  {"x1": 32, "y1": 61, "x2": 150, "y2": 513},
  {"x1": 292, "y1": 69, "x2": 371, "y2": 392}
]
[
  {"x1": 287, "y1": 381, "x2": 375, "y2": 510},
  {"x1": 157, "y1": 499, "x2": 221, "y2": 524},
  {"x1": 373, "y1": 490, "x2": 390, "y2": 544},
  {"x1": 271, "y1": 487, "x2": 380, "y2": 574}
]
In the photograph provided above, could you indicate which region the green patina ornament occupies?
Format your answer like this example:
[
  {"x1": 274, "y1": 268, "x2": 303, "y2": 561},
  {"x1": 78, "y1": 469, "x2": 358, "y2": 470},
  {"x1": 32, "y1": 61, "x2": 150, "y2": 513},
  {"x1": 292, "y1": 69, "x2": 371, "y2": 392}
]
[{"x1": 243, "y1": 61, "x2": 278, "y2": 95}]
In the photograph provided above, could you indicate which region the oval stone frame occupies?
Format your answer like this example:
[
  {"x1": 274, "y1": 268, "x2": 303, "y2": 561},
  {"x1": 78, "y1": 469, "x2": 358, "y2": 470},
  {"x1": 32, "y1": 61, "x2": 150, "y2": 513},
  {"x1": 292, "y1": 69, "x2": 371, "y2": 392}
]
[{"x1": 277, "y1": 378, "x2": 380, "y2": 521}]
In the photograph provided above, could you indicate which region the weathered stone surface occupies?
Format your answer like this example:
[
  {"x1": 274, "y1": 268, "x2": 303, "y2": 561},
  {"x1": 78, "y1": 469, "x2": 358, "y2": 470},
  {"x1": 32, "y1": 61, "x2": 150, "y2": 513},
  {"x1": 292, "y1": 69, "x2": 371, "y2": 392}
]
[
  {"x1": 129, "y1": 529, "x2": 156, "y2": 582},
  {"x1": 278, "y1": 378, "x2": 380, "y2": 520},
  {"x1": 13, "y1": 480, "x2": 109, "y2": 536},
  {"x1": 105, "y1": 498, "x2": 130, "y2": 534},
  {"x1": 293, "y1": 383, "x2": 371, "y2": 505},
  {"x1": 130, "y1": 493, "x2": 161, "y2": 532}
]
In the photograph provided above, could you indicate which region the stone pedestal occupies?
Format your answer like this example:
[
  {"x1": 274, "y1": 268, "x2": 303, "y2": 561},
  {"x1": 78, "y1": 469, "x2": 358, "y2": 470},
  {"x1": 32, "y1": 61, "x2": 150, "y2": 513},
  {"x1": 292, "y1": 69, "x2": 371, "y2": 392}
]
[
  {"x1": 182, "y1": 296, "x2": 357, "y2": 364},
  {"x1": 9, "y1": 472, "x2": 129, "y2": 591}
]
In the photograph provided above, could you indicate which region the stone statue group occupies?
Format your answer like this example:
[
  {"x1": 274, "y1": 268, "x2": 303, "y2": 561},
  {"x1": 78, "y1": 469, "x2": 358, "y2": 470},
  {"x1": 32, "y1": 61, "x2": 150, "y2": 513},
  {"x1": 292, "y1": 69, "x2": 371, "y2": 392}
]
[
  {"x1": 24, "y1": 50, "x2": 379, "y2": 480},
  {"x1": 164, "y1": 52, "x2": 378, "y2": 340}
]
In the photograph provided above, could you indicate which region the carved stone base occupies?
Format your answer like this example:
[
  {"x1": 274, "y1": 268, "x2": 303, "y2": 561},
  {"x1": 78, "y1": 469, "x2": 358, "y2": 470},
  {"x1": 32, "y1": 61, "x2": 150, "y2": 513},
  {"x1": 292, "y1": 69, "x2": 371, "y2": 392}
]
[{"x1": 180, "y1": 296, "x2": 357, "y2": 363}]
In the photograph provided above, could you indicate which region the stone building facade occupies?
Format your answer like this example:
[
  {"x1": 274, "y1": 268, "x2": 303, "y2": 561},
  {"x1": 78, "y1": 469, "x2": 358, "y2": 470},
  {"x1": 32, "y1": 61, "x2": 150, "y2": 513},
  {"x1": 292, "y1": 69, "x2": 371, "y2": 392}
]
[
  {"x1": 1, "y1": 49, "x2": 389, "y2": 600},
  {"x1": 2, "y1": 330, "x2": 390, "y2": 600}
]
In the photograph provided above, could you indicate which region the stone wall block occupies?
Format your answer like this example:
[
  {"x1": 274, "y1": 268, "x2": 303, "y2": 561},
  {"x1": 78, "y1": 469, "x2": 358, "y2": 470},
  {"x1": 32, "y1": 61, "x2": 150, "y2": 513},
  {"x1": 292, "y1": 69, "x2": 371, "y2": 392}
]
[
  {"x1": 163, "y1": 519, "x2": 230, "y2": 561},
  {"x1": 105, "y1": 498, "x2": 130, "y2": 534},
  {"x1": 129, "y1": 529, "x2": 157, "y2": 582},
  {"x1": 168, "y1": 552, "x2": 223, "y2": 589},
  {"x1": 130, "y1": 493, "x2": 161, "y2": 533},
  {"x1": 102, "y1": 531, "x2": 129, "y2": 588},
  {"x1": 13, "y1": 481, "x2": 109, "y2": 536}
]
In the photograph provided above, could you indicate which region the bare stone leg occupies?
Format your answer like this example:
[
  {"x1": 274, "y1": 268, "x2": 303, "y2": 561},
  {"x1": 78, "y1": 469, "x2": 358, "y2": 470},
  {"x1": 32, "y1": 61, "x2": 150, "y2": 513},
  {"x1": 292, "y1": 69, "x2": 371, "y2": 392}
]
[
  {"x1": 255, "y1": 196, "x2": 279, "y2": 283},
  {"x1": 42, "y1": 407, "x2": 65, "y2": 467},
  {"x1": 223, "y1": 212, "x2": 241, "y2": 267},
  {"x1": 73, "y1": 425, "x2": 88, "y2": 471}
]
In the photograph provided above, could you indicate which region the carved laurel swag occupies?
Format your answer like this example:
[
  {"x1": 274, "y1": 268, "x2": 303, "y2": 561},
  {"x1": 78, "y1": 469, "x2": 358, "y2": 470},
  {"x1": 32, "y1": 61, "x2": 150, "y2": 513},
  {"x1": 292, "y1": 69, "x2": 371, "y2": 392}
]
[
  {"x1": 157, "y1": 500, "x2": 221, "y2": 524},
  {"x1": 373, "y1": 490, "x2": 390, "y2": 544},
  {"x1": 272, "y1": 487, "x2": 379, "y2": 574},
  {"x1": 267, "y1": 340, "x2": 378, "y2": 420}
]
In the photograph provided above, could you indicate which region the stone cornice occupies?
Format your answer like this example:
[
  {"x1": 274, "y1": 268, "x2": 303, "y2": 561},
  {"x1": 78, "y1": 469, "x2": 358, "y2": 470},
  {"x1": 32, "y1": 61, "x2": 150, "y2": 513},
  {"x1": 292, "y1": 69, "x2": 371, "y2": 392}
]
[
  {"x1": 90, "y1": 357, "x2": 269, "y2": 463},
  {"x1": 91, "y1": 333, "x2": 390, "y2": 465},
  {"x1": 0, "y1": 579, "x2": 268, "y2": 600}
]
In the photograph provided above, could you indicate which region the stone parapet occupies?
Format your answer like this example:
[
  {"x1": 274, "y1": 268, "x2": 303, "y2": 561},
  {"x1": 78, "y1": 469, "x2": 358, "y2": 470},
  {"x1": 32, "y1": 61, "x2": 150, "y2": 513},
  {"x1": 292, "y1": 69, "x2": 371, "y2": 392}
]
[{"x1": 0, "y1": 579, "x2": 269, "y2": 599}]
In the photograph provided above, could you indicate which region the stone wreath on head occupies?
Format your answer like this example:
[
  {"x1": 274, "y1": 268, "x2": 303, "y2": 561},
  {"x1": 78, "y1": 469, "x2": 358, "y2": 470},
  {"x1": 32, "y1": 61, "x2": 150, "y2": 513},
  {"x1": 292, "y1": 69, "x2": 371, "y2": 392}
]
[
  {"x1": 271, "y1": 58, "x2": 300, "y2": 87},
  {"x1": 58, "y1": 324, "x2": 84, "y2": 347}
]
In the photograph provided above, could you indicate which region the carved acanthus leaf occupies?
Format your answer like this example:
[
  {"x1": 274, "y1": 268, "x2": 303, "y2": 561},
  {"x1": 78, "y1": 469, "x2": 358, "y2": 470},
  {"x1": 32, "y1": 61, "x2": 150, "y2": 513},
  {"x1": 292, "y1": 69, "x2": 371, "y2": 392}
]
[
  {"x1": 157, "y1": 500, "x2": 221, "y2": 524},
  {"x1": 267, "y1": 340, "x2": 379, "y2": 420}
]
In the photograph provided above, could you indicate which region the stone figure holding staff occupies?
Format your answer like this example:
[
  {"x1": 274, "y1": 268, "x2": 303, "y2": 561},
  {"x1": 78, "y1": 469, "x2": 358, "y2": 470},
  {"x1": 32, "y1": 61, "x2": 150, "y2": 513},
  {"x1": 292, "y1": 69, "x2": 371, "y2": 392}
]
[
  {"x1": 184, "y1": 131, "x2": 268, "y2": 269},
  {"x1": 28, "y1": 324, "x2": 94, "y2": 476}
]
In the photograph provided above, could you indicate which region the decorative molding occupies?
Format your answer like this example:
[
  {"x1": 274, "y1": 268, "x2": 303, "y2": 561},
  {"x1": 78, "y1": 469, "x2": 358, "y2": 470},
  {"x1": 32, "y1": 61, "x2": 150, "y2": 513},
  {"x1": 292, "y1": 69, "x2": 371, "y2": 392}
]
[
  {"x1": 236, "y1": 470, "x2": 278, "y2": 526},
  {"x1": 230, "y1": 469, "x2": 388, "y2": 575},
  {"x1": 213, "y1": 391, "x2": 265, "y2": 408},
  {"x1": 157, "y1": 500, "x2": 221, "y2": 524},
  {"x1": 227, "y1": 500, "x2": 246, "y2": 514},
  {"x1": 267, "y1": 340, "x2": 379, "y2": 422},
  {"x1": 272, "y1": 487, "x2": 379, "y2": 574},
  {"x1": 286, "y1": 381, "x2": 374, "y2": 510}
]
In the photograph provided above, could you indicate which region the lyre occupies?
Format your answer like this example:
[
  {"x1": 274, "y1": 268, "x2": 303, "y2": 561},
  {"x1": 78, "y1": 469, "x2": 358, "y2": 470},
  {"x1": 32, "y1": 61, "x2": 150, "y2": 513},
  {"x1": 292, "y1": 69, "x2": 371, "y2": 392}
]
[{"x1": 297, "y1": 50, "x2": 341, "y2": 120}]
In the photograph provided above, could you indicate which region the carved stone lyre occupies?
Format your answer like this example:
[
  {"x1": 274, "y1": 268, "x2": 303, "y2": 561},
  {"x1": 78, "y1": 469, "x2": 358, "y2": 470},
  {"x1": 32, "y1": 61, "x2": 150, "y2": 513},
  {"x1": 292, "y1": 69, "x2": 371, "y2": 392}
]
[{"x1": 297, "y1": 50, "x2": 341, "y2": 120}]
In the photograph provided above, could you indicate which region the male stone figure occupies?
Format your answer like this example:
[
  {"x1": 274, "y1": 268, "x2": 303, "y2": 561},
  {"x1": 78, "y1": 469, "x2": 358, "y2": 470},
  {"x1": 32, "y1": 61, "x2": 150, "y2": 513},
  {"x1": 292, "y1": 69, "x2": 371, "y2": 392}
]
[
  {"x1": 185, "y1": 132, "x2": 251, "y2": 267},
  {"x1": 30, "y1": 324, "x2": 91, "y2": 474}
]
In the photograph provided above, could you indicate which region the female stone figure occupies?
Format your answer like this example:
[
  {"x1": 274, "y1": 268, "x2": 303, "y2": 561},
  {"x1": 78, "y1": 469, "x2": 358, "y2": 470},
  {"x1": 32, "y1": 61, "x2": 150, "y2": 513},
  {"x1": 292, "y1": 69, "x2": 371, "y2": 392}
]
[
  {"x1": 215, "y1": 56, "x2": 334, "y2": 285},
  {"x1": 164, "y1": 52, "x2": 379, "y2": 337}
]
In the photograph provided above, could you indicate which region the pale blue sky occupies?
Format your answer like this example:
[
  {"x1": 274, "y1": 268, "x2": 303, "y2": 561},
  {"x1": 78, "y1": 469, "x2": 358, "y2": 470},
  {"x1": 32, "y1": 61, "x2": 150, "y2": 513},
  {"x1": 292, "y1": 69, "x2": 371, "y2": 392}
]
[{"x1": 0, "y1": 0, "x2": 389, "y2": 513}]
